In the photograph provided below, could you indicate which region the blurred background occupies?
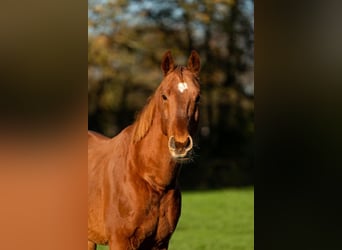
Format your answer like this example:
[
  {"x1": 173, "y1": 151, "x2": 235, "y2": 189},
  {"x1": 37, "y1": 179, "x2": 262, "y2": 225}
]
[{"x1": 88, "y1": 0, "x2": 254, "y2": 190}]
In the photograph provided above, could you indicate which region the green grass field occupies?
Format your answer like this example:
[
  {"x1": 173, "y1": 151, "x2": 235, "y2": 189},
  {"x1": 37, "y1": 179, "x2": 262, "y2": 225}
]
[{"x1": 97, "y1": 187, "x2": 254, "y2": 250}]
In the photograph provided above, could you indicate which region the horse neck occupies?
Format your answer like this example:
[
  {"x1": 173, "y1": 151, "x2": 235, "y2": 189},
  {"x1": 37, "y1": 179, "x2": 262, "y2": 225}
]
[{"x1": 130, "y1": 113, "x2": 180, "y2": 191}]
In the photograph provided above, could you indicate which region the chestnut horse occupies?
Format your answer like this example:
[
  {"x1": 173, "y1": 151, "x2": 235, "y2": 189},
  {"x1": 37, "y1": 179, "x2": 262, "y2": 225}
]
[{"x1": 88, "y1": 50, "x2": 201, "y2": 250}]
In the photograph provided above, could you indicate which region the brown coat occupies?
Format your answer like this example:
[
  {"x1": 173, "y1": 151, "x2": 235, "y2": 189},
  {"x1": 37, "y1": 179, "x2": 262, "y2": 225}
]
[{"x1": 88, "y1": 51, "x2": 201, "y2": 250}]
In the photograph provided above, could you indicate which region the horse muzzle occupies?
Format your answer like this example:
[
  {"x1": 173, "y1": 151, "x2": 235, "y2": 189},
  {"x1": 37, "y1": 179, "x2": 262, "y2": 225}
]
[{"x1": 168, "y1": 135, "x2": 193, "y2": 161}]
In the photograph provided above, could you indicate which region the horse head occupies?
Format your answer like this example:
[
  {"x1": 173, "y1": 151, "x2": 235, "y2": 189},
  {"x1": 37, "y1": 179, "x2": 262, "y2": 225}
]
[{"x1": 158, "y1": 50, "x2": 201, "y2": 162}]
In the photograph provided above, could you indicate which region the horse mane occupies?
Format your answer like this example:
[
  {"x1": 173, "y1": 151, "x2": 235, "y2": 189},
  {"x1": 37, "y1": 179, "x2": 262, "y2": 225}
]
[{"x1": 132, "y1": 94, "x2": 156, "y2": 143}]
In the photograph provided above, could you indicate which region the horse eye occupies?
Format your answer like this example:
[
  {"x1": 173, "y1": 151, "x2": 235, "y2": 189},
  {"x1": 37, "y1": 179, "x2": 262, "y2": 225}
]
[
  {"x1": 162, "y1": 94, "x2": 168, "y2": 101},
  {"x1": 195, "y1": 95, "x2": 200, "y2": 104}
]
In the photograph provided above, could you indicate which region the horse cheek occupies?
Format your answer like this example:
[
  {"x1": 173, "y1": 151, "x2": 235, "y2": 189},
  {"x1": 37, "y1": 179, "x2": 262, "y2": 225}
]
[{"x1": 160, "y1": 106, "x2": 169, "y2": 136}]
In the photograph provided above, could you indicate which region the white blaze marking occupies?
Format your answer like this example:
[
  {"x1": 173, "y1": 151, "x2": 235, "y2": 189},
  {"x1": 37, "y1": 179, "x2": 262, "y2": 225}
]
[{"x1": 177, "y1": 82, "x2": 188, "y2": 93}]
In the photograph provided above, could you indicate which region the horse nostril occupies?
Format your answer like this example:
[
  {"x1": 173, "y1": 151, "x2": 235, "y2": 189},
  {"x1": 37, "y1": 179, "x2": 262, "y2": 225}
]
[
  {"x1": 185, "y1": 136, "x2": 193, "y2": 150},
  {"x1": 184, "y1": 136, "x2": 191, "y2": 148},
  {"x1": 169, "y1": 136, "x2": 176, "y2": 150}
]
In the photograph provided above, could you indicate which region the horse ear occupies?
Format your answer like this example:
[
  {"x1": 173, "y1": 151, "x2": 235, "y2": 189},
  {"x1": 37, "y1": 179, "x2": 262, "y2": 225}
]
[
  {"x1": 187, "y1": 50, "x2": 201, "y2": 75},
  {"x1": 161, "y1": 50, "x2": 175, "y2": 76}
]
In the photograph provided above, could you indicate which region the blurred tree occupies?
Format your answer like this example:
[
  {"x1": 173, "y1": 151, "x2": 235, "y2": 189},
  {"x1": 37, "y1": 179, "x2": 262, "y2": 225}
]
[{"x1": 88, "y1": 0, "x2": 254, "y2": 188}]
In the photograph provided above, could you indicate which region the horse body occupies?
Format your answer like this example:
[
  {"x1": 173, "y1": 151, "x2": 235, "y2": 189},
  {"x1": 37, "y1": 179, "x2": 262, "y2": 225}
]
[
  {"x1": 88, "y1": 51, "x2": 201, "y2": 250},
  {"x1": 88, "y1": 126, "x2": 181, "y2": 249}
]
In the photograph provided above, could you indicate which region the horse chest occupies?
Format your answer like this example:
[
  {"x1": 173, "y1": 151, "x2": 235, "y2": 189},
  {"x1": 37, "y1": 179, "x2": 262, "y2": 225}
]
[
  {"x1": 150, "y1": 203, "x2": 176, "y2": 235},
  {"x1": 155, "y1": 203, "x2": 179, "y2": 240},
  {"x1": 129, "y1": 191, "x2": 181, "y2": 248}
]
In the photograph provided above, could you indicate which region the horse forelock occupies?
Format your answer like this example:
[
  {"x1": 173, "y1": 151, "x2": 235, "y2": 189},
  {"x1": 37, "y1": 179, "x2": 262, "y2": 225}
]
[{"x1": 174, "y1": 65, "x2": 200, "y2": 83}]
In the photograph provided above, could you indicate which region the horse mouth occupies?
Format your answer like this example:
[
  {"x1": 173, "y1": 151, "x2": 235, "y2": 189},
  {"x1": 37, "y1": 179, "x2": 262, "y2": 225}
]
[
  {"x1": 169, "y1": 150, "x2": 193, "y2": 163},
  {"x1": 173, "y1": 157, "x2": 192, "y2": 163}
]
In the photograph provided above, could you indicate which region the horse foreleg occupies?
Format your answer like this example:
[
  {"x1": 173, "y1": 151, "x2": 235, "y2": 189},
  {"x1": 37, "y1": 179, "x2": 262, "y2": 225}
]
[
  {"x1": 88, "y1": 240, "x2": 96, "y2": 250},
  {"x1": 158, "y1": 241, "x2": 170, "y2": 250},
  {"x1": 109, "y1": 236, "x2": 132, "y2": 250}
]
